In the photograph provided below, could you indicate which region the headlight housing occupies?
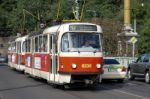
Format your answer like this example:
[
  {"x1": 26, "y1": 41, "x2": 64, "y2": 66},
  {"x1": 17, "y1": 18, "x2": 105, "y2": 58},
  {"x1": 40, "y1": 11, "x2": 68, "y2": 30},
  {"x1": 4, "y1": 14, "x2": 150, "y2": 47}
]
[
  {"x1": 96, "y1": 64, "x2": 101, "y2": 68},
  {"x1": 61, "y1": 65, "x2": 64, "y2": 69},
  {"x1": 72, "y1": 64, "x2": 77, "y2": 69}
]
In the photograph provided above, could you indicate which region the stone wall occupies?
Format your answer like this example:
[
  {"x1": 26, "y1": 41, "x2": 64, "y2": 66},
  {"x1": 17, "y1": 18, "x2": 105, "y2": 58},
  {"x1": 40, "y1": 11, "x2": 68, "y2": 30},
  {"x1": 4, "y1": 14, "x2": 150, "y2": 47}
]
[{"x1": 0, "y1": 37, "x2": 15, "y2": 55}]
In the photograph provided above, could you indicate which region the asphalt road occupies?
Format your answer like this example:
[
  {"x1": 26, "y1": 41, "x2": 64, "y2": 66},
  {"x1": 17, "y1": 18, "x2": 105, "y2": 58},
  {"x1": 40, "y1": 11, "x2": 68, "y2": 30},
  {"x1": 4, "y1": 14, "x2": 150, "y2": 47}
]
[{"x1": 0, "y1": 64, "x2": 150, "y2": 99}]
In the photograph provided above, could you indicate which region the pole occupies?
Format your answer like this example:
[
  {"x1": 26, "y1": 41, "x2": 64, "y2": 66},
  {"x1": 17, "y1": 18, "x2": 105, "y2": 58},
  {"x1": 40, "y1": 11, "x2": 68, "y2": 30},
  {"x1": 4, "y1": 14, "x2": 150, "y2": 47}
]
[
  {"x1": 75, "y1": 0, "x2": 79, "y2": 20},
  {"x1": 56, "y1": 0, "x2": 61, "y2": 20},
  {"x1": 132, "y1": 43, "x2": 135, "y2": 58},
  {"x1": 124, "y1": 0, "x2": 131, "y2": 26},
  {"x1": 126, "y1": 41, "x2": 128, "y2": 56},
  {"x1": 134, "y1": 16, "x2": 136, "y2": 33}
]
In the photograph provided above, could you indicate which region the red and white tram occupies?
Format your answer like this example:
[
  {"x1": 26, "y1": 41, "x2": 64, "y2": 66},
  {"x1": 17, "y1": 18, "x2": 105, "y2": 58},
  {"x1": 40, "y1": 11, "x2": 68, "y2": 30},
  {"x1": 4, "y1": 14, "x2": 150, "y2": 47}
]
[
  {"x1": 9, "y1": 22, "x2": 104, "y2": 87},
  {"x1": 8, "y1": 36, "x2": 28, "y2": 71},
  {"x1": 8, "y1": 40, "x2": 15, "y2": 67}
]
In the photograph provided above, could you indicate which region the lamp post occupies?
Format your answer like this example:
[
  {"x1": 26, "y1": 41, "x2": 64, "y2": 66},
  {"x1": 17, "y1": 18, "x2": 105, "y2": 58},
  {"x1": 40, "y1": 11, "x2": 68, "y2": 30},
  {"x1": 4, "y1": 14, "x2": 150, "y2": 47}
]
[{"x1": 117, "y1": 0, "x2": 144, "y2": 57}]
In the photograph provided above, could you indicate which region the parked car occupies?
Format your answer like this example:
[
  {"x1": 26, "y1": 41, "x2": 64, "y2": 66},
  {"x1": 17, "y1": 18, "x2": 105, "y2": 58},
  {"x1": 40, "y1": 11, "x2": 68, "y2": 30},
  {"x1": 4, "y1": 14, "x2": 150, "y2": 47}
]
[
  {"x1": 0, "y1": 54, "x2": 8, "y2": 63},
  {"x1": 127, "y1": 54, "x2": 150, "y2": 84},
  {"x1": 102, "y1": 59, "x2": 127, "y2": 83}
]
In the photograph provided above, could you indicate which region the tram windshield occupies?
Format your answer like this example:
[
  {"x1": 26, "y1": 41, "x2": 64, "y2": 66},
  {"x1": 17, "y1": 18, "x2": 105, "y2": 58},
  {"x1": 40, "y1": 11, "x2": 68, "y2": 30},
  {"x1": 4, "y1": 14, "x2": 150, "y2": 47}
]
[{"x1": 61, "y1": 32, "x2": 102, "y2": 52}]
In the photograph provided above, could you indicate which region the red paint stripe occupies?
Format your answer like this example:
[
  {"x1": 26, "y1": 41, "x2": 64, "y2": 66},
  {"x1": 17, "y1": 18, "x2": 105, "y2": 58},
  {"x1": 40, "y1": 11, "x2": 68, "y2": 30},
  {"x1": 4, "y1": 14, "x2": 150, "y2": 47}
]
[{"x1": 59, "y1": 57, "x2": 103, "y2": 74}]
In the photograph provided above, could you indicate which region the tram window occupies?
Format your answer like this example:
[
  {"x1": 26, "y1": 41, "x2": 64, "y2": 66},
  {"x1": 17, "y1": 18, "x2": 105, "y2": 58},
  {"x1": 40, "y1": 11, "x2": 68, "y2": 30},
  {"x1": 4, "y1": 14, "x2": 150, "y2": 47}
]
[
  {"x1": 50, "y1": 35, "x2": 52, "y2": 53},
  {"x1": 61, "y1": 33, "x2": 69, "y2": 52},
  {"x1": 25, "y1": 40, "x2": 30, "y2": 52},
  {"x1": 43, "y1": 35, "x2": 48, "y2": 52},
  {"x1": 14, "y1": 43, "x2": 16, "y2": 52},
  {"x1": 35, "y1": 37, "x2": 39, "y2": 52},
  {"x1": 28, "y1": 40, "x2": 31, "y2": 52},
  {"x1": 22, "y1": 42, "x2": 25, "y2": 53},
  {"x1": 25, "y1": 41, "x2": 27, "y2": 52},
  {"x1": 19, "y1": 42, "x2": 21, "y2": 53},
  {"x1": 12, "y1": 43, "x2": 16, "y2": 52},
  {"x1": 27, "y1": 40, "x2": 31, "y2": 52},
  {"x1": 18, "y1": 42, "x2": 21, "y2": 53},
  {"x1": 39, "y1": 36, "x2": 43, "y2": 52},
  {"x1": 8, "y1": 46, "x2": 11, "y2": 52},
  {"x1": 61, "y1": 33, "x2": 102, "y2": 52}
]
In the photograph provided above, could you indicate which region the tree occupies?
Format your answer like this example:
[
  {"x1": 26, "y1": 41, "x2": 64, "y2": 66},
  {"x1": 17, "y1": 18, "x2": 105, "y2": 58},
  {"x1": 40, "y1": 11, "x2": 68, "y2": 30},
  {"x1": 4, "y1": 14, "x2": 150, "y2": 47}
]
[
  {"x1": 132, "y1": 1, "x2": 150, "y2": 54},
  {"x1": 0, "y1": 0, "x2": 149, "y2": 55}
]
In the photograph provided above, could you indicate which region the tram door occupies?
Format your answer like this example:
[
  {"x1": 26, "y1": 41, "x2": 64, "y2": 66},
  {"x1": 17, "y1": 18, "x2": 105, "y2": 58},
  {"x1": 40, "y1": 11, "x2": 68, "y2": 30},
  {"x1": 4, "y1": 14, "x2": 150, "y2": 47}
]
[
  {"x1": 17, "y1": 42, "x2": 21, "y2": 64},
  {"x1": 17, "y1": 42, "x2": 21, "y2": 69},
  {"x1": 50, "y1": 34, "x2": 57, "y2": 82}
]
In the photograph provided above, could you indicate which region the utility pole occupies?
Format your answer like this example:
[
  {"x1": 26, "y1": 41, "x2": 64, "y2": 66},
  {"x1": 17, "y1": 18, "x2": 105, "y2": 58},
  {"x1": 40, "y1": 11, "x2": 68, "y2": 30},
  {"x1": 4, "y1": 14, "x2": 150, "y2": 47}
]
[
  {"x1": 117, "y1": 0, "x2": 139, "y2": 57},
  {"x1": 123, "y1": 0, "x2": 137, "y2": 35},
  {"x1": 74, "y1": 0, "x2": 80, "y2": 20}
]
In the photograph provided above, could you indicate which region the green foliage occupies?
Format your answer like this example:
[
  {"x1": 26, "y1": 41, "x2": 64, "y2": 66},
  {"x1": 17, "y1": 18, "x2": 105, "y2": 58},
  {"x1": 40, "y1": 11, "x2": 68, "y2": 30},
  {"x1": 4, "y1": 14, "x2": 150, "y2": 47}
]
[
  {"x1": 138, "y1": 18, "x2": 150, "y2": 54},
  {"x1": 0, "y1": 0, "x2": 124, "y2": 34},
  {"x1": 0, "y1": 0, "x2": 149, "y2": 54},
  {"x1": 132, "y1": 1, "x2": 150, "y2": 54}
]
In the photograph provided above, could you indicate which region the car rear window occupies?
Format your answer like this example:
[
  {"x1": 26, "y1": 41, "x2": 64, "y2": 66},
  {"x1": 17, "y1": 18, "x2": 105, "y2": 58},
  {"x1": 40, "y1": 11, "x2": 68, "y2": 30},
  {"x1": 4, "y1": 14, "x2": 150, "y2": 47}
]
[{"x1": 104, "y1": 59, "x2": 120, "y2": 64}]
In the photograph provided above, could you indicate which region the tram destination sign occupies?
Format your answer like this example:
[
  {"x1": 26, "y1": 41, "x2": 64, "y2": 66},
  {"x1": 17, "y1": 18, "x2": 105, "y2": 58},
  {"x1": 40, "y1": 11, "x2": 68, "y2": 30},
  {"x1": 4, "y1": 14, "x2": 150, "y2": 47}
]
[{"x1": 69, "y1": 25, "x2": 97, "y2": 31}]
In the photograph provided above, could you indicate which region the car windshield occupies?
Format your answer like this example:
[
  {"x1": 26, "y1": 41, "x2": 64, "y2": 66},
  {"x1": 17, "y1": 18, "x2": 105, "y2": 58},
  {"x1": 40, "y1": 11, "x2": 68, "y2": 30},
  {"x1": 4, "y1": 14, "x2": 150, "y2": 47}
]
[
  {"x1": 104, "y1": 59, "x2": 120, "y2": 64},
  {"x1": 61, "y1": 32, "x2": 102, "y2": 52}
]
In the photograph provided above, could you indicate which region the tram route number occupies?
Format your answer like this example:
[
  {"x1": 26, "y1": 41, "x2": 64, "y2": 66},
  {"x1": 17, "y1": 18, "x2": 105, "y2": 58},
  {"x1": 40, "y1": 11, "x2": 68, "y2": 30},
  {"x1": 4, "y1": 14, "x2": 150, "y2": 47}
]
[{"x1": 81, "y1": 64, "x2": 92, "y2": 68}]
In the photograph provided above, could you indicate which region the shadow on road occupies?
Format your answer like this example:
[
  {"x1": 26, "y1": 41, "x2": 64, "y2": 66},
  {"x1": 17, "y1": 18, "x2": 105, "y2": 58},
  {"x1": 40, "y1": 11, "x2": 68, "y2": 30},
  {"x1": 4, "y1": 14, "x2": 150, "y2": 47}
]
[
  {"x1": 58, "y1": 80, "x2": 128, "y2": 92},
  {"x1": 62, "y1": 78, "x2": 148, "y2": 92},
  {"x1": 132, "y1": 78, "x2": 146, "y2": 83}
]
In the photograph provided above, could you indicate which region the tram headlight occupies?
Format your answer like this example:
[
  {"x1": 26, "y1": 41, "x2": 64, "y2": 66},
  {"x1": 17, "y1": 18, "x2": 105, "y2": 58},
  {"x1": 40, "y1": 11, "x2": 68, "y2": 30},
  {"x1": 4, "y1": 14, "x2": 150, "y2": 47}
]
[
  {"x1": 72, "y1": 64, "x2": 77, "y2": 69},
  {"x1": 96, "y1": 64, "x2": 101, "y2": 68},
  {"x1": 61, "y1": 65, "x2": 64, "y2": 69}
]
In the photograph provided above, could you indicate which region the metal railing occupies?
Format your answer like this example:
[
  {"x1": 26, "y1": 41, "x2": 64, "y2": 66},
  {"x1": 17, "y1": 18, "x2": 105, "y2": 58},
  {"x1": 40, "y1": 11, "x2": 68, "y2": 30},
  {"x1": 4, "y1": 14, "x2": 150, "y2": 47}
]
[{"x1": 105, "y1": 57, "x2": 137, "y2": 67}]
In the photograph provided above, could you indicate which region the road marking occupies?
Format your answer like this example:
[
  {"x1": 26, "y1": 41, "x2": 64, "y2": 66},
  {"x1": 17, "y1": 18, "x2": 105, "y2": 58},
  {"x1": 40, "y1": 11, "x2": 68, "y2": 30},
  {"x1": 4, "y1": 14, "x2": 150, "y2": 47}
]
[
  {"x1": 102, "y1": 85, "x2": 150, "y2": 99},
  {"x1": 114, "y1": 89, "x2": 150, "y2": 99}
]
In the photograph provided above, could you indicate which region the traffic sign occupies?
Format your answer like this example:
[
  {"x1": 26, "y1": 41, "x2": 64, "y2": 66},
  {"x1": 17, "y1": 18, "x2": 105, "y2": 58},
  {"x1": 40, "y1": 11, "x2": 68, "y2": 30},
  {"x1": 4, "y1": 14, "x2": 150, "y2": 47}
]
[{"x1": 128, "y1": 37, "x2": 137, "y2": 44}]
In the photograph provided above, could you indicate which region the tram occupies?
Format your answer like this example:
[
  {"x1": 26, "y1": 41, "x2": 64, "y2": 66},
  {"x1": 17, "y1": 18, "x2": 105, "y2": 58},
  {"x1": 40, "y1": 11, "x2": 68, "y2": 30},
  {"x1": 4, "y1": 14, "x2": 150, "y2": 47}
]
[
  {"x1": 9, "y1": 22, "x2": 104, "y2": 87},
  {"x1": 8, "y1": 36, "x2": 28, "y2": 71}
]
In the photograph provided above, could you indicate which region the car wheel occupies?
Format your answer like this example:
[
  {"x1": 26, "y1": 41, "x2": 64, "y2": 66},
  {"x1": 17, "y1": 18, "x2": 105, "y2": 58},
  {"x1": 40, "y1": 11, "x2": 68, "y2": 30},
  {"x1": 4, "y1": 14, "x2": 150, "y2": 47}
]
[
  {"x1": 145, "y1": 72, "x2": 150, "y2": 84},
  {"x1": 127, "y1": 69, "x2": 135, "y2": 80}
]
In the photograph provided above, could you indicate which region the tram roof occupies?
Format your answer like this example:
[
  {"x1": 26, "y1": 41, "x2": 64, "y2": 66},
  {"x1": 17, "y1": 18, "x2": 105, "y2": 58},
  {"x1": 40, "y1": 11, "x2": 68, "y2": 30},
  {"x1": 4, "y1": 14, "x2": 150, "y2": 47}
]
[
  {"x1": 8, "y1": 36, "x2": 18, "y2": 44},
  {"x1": 43, "y1": 22, "x2": 102, "y2": 34},
  {"x1": 15, "y1": 35, "x2": 28, "y2": 41},
  {"x1": 28, "y1": 29, "x2": 45, "y2": 37}
]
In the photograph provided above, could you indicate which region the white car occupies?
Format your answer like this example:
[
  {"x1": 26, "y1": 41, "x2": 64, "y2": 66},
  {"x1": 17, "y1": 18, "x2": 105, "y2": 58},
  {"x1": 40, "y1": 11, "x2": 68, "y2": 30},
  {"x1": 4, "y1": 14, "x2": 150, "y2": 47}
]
[{"x1": 102, "y1": 59, "x2": 127, "y2": 83}]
